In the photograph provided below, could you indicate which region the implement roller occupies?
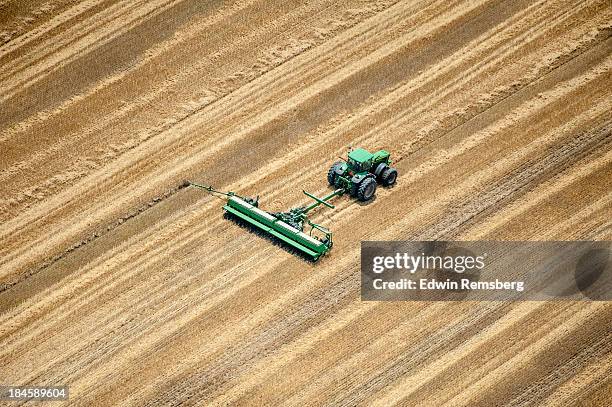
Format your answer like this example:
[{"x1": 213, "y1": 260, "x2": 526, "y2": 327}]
[{"x1": 188, "y1": 182, "x2": 343, "y2": 260}]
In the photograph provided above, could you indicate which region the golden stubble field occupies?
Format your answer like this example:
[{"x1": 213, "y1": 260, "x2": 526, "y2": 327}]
[{"x1": 0, "y1": 0, "x2": 611, "y2": 405}]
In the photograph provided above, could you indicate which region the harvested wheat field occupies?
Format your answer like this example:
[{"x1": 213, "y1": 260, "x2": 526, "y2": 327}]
[{"x1": 1, "y1": 0, "x2": 611, "y2": 405}]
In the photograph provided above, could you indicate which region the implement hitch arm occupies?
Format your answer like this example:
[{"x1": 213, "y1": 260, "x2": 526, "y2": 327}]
[
  {"x1": 188, "y1": 181, "x2": 235, "y2": 198},
  {"x1": 188, "y1": 181, "x2": 259, "y2": 206},
  {"x1": 301, "y1": 189, "x2": 344, "y2": 214}
]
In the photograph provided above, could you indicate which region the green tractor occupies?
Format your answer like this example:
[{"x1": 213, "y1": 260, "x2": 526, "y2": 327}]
[{"x1": 327, "y1": 147, "x2": 398, "y2": 201}]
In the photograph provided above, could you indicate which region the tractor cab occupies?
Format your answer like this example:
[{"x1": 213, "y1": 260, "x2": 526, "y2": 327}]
[{"x1": 347, "y1": 148, "x2": 374, "y2": 173}]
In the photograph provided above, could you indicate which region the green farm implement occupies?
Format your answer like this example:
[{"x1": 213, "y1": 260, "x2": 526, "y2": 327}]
[
  {"x1": 188, "y1": 147, "x2": 398, "y2": 260},
  {"x1": 189, "y1": 182, "x2": 342, "y2": 261}
]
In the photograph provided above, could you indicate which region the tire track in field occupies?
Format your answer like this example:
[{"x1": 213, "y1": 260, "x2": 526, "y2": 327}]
[
  {"x1": 0, "y1": 0, "x2": 114, "y2": 59},
  {"x1": 0, "y1": 0, "x2": 174, "y2": 102}
]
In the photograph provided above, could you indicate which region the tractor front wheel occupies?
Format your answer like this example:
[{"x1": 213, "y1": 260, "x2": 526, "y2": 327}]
[
  {"x1": 357, "y1": 178, "x2": 377, "y2": 201},
  {"x1": 374, "y1": 162, "x2": 388, "y2": 180},
  {"x1": 381, "y1": 167, "x2": 398, "y2": 186}
]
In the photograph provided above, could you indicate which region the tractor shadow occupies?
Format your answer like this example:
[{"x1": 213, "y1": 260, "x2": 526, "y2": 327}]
[
  {"x1": 326, "y1": 187, "x2": 380, "y2": 206},
  {"x1": 357, "y1": 195, "x2": 377, "y2": 206},
  {"x1": 328, "y1": 181, "x2": 397, "y2": 207}
]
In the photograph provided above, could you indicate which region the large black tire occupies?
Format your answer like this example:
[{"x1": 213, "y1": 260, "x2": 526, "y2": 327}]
[
  {"x1": 357, "y1": 177, "x2": 377, "y2": 201},
  {"x1": 374, "y1": 162, "x2": 388, "y2": 180},
  {"x1": 381, "y1": 167, "x2": 398, "y2": 186},
  {"x1": 327, "y1": 161, "x2": 343, "y2": 185},
  {"x1": 350, "y1": 181, "x2": 359, "y2": 197}
]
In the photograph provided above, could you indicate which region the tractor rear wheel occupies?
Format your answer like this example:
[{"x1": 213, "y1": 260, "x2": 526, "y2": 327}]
[
  {"x1": 357, "y1": 178, "x2": 377, "y2": 201},
  {"x1": 350, "y1": 180, "x2": 359, "y2": 197},
  {"x1": 381, "y1": 167, "x2": 398, "y2": 186},
  {"x1": 327, "y1": 161, "x2": 342, "y2": 185}
]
